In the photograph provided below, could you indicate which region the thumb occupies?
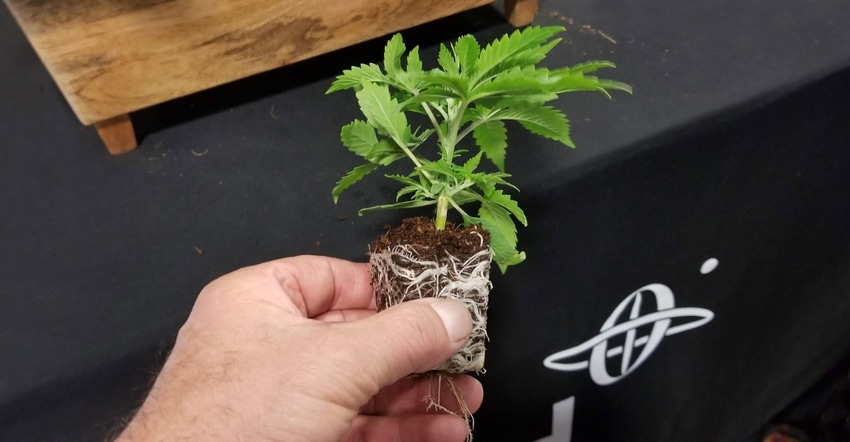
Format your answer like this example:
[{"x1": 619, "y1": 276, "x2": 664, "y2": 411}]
[{"x1": 343, "y1": 298, "x2": 472, "y2": 389}]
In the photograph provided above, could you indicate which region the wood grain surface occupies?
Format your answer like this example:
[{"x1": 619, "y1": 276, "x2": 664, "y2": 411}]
[{"x1": 4, "y1": 0, "x2": 496, "y2": 125}]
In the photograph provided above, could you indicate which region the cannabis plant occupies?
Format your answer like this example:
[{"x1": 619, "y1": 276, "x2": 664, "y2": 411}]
[{"x1": 329, "y1": 25, "x2": 631, "y2": 272}]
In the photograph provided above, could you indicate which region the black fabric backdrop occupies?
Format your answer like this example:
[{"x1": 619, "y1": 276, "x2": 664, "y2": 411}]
[{"x1": 2, "y1": 1, "x2": 850, "y2": 441}]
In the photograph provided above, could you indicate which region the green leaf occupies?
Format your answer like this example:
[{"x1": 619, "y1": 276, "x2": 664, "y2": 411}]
[
  {"x1": 386, "y1": 173, "x2": 423, "y2": 187},
  {"x1": 473, "y1": 26, "x2": 564, "y2": 82},
  {"x1": 470, "y1": 66, "x2": 553, "y2": 99},
  {"x1": 355, "y1": 82, "x2": 409, "y2": 142},
  {"x1": 454, "y1": 34, "x2": 480, "y2": 74},
  {"x1": 327, "y1": 63, "x2": 386, "y2": 93},
  {"x1": 418, "y1": 158, "x2": 457, "y2": 180},
  {"x1": 365, "y1": 139, "x2": 406, "y2": 165},
  {"x1": 340, "y1": 120, "x2": 378, "y2": 157},
  {"x1": 401, "y1": 91, "x2": 462, "y2": 110},
  {"x1": 396, "y1": 184, "x2": 424, "y2": 201},
  {"x1": 473, "y1": 120, "x2": 508, "y2": 171},
  {"x1": 485, "y1": 189, "x2": 527, "y2": 226},
  {"x1": 567, "y1": 60, "x2": 617, "y2": 74},
  {"x1": 394, "y1": 71, "x2": 426, "y2": 94},
  {"x1": 332, "y1": 163, "x2": 379, "y2": 203},
  {"x1": 549, "y1": 69, "x2": 633, "y2": 97},
  {"x1": 438, "y1": 43, "x2": 459, "y2": 75},
  {"x1": 461, "y1": 151, "x2": 483, "y2": 173},
  {"x1": 359, "y1": 199, "x2": 437, "y2": 215},
  {"x1": 464, "y1": 201, "x2": 526, "y2": 272},
  {"x1": 470, "y1": 172, "x2": 517, "y2": 197},
  {"x1": 492, "y1": 105, "x2": 574, "y2": 148},
  {"x1": 406, "y1": 46, "x2": 422, "y2": 72},
  {"x1": 340, "y1": 121, "x2": 406, "y2": 165},
  {"x1": 387, "y1": 174, "x2": 431, "y2": 200},
  {"x1": 423, "y1": 71, "x2": 470, "y2": 100},
  {"x1": 383, "y1": 34, "x2": 405, "y2": 76}
]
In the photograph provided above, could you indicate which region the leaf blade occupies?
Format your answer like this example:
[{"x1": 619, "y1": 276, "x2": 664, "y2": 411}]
[
  {"x1": 473, "y1": 120, "x2": 508, "y2": 172},
  {"x1": 355, "y1": 82, "x2": 409, "y2": 142},
  {"x1": 332, "y1": 163, "x2": 380, "y2": 203}
]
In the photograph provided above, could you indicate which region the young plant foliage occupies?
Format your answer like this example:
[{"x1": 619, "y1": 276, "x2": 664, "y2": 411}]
[{"x1": 329, "y1": 26, "x2": 631, "y2": 272}]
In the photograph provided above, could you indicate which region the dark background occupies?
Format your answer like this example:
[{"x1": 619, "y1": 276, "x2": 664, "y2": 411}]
[{"x1": 2, "y1": 0, "x2": 849, "y2": 440}]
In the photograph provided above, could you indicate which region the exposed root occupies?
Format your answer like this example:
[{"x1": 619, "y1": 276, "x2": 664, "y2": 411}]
[
  {"x1": 371, "y1": 245, "x2": 492, "y2": 373},
  {"x1": 423, "y1": 373, "x2": 474, "y2": 442}
]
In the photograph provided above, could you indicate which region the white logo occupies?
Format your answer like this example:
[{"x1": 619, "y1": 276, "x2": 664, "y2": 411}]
[
  {"x1": 535, "y1": 396, "x2": 575, "y2": 442},
  {"x1": 535, "y1": 259, "x2": 718, "y2": 441},
  {"x1": 543, "y1": 261, "x2": 716, "y2": 385}
]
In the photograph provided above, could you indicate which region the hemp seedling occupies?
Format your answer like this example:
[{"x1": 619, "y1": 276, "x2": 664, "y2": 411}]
[{"x1": 329, "y1": 25, "x2": 631, "y2": 272}]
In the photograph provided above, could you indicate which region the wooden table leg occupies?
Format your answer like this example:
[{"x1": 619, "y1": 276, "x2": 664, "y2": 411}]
[
  {"x1": 504, "y1": 0, "x2": 538, "y2": 27},
  {"x1": 94, "y1": 114, "x2": 138, "y2": 155}
]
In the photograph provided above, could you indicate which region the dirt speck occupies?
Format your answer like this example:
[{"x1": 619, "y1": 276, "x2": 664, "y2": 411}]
[{"x1": 547, "y1": 10, "x2": 617, "y2": 44}]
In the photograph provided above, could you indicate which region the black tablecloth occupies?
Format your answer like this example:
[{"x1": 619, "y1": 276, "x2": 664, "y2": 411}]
[{"x1": 2, "y1": 1, "x2": 850, "y2": 440}]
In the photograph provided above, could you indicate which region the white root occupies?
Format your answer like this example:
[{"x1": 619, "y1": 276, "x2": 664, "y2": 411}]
[
  {"x1": 423, "y1": 374, "x2": 475, "y2": 442},
  {"x1": 370, "y1": 244, "x2": 492, "y2": 374}
]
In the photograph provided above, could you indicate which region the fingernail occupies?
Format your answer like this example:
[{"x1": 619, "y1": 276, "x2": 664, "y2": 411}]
[{"x1": 430, "y1": 300, "x2": 472, "y2": 343}]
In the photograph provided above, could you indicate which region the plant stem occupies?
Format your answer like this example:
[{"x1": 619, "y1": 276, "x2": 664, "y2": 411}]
[
  {"x1": 444, "y1": 100, "x2": 469, "y2": 162},
  {"x1": 421, "y1": 103, "x2": 447, "y2": 149},
  {"x1": 435, "y1": 194, "x2": 450, "y2": 230}
]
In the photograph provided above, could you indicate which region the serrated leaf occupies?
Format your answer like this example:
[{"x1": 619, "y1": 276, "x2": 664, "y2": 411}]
[
  {"x1": 464, "y1": 201, "x2": 525, "y2": 272},
  {"x1": 549, "y1": 69, "x2": 634, "y2": 97},
  {"x1": 470, "y1": 172, "x2": 517, "y2": 197},
  {"x1": 340, "y1": 120, "x2": 378, "y2": 158},
  {"x1": 461, "y1": 152, "x2": 483, "y2": 173},
  {"x1": 473, "y1": 120, "x2": 508, "y2": 171},
  {"x1": 332, "y1": 163, "x2": 379, "y2": 203},
  {"x1": 438, "y1": 43, "x2": 459, "y2": 75},
  {"x1": 496, "y1": 251, "x2": 526, "y2": 274},
  {"x1": 383, "y1": 34, "x2": 405, "y2": 76},
  {"x1": 470, "y1": 66, "x2": 553, "y2": 99},
  {"x1": 407, "y1": 46, "x2": 422, "y2": 72},
  {"x1": 401, "y1": 91, "x2": 461, "y2": 110},
  {"x1": 453, "y1": 189, "x2": 480, "y2": 205},
  {"x1": 410, "y1": 127, "x2": 435, "y2": 146},
  {"x1": 473, "y1": 26, "x2": 564, "y2": 82},
  {"x1": 387, "y1": 173, "x2": 430, "y2": 200},
  {"x1": 485, "y1": 189, "x2": 527, "y2": 226},
  {"x1": 492, "y1": 105, "x2": 574, "y2": 147},
  {"x1": 386, "y1": 173, "x2": 422, "y2": 187},
  {"x1": 356, "y1": 82, "x2": 408, "y2": 142},
  {"x1": 396, "y1": 184, "x2": 423, "y2": 201},
  {"x1": 454, "y1": 35, "x2": 480, "y2": 74},
  {"x1": 394, "y1": 71, "x2": 427, "y2": 94},
  {"x1": 418, "y1": 158, "x2": 456, "y2": 178},
  {"x1": 327, "y1": 64, "x2": 387, "y2": 93},
  {"x1": 366, "y1": 140, "x2": 405, "y2": 165},
  {"x1": 423, "y1": 71, "x2": 470, "y2": 100},
  {"x1": 567, "y1": 60, "x2": 617, "y2": 74},
  {"x1": 341, "y1": 121, "x2": 406, "y2": 165},
  {"x1": 359, "y1": 199, "x2": 437, "y2": 215}
]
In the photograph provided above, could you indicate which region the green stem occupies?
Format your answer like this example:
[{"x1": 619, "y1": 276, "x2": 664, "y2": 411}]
[
  {"x1": 421, "y1": 103, "x2": 447, "y2": 149},
  {"x1": 457, "y1": 110, "x2": 497, "y2": 143},
  {"x1": 435, "y1": 194, "x2": 450, "y2": 230},
  {"x1": 443, "y1": 100, "x2": 469, "y2": 163}
]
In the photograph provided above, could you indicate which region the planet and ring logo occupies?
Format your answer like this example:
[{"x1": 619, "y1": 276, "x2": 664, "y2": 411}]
[{"x1": 543, "y1": 259, "x2": 717, "y2": 385}]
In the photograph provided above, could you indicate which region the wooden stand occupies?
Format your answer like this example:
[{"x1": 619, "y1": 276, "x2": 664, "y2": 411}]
[
  {"x1": 4, "y1": 0, "x2": 537, "y2": 155},
  {"x1": 505, "y1": 0, "x2": 539, "y2": 26},
  {"x1": 94, "y1": 115, "x2": 137, "y2": 155}
]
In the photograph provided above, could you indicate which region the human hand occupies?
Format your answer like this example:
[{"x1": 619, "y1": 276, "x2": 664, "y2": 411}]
[{"x1": 116, "y1": 255, "x2": 482, "y2": 442}]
